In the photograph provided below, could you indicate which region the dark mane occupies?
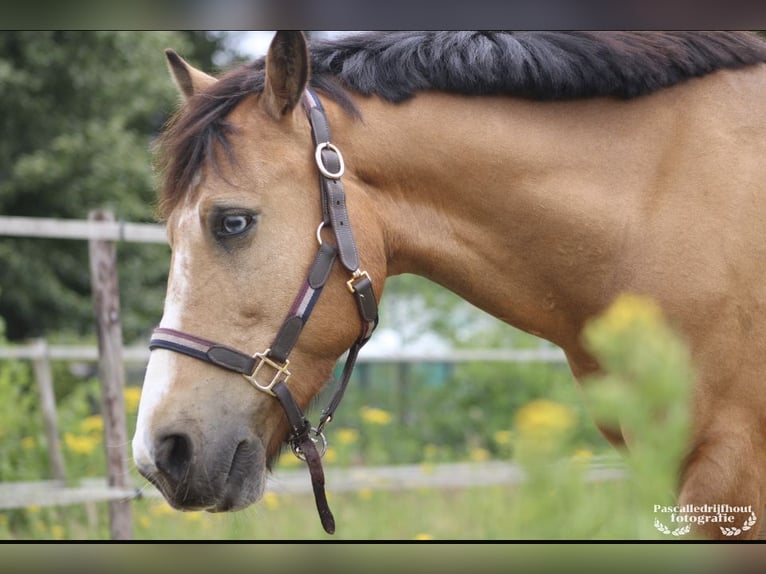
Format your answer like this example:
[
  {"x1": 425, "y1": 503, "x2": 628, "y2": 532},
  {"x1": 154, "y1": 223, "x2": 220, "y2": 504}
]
[{"x1": 158, "y1": 31, "x2": 766, "y2": 217}]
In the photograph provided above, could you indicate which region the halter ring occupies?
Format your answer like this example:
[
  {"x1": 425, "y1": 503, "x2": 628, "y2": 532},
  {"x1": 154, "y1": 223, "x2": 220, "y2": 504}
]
[
  {"x1": 291, "y1": 427, "x2": 328, "y2": 461},
  {"x1": 315, "y1": 142, "x2": 345, "y2": 179}
]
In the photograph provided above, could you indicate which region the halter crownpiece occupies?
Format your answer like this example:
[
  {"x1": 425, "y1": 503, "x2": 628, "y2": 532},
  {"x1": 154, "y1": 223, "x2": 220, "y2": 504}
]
[{"x1": 148, "y1": 87, "x2": 378, "y2": 534}]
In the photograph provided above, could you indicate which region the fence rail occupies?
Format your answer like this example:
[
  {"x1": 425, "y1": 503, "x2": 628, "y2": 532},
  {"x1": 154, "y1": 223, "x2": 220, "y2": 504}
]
[
  {"x1": 0, "y1": 215, "x2": 166, "y2": 243},
  {"x1": 0, "y1": 343, "x2": 567, "y2": 364},
  {"x1": 0, "y1": 458, "x2": 626, "y2": 511}
]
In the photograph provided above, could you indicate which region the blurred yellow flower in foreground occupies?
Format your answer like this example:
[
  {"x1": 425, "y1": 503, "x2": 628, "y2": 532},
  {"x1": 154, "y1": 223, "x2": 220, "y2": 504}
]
[
  {"x1": 20, "y1": 436, "x2": 36, "y2": 450},
  {"x1": 360, "y1": 406, "x2": 392, "y2": 425},
  {"x1": 80, "y1": 414, "x2": 104, "y2": 434},
  {"x1": 124, "y1": 386, "x2": 142, "y2": 413},
  {"x1": 64, "y1": 432, "x2": 100, "y2": 455},
  {"x1": 598, "y1": 293, "x2": 663, "y2": 335},
  {"x1": 515, "y1": 400, "x2": 575, "y2": 439}
]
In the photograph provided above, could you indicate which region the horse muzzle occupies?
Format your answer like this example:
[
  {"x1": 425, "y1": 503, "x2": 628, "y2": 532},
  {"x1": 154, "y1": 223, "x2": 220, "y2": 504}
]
[{"x1": 134, "y1": 428, "x2": 267, "y2": 512}]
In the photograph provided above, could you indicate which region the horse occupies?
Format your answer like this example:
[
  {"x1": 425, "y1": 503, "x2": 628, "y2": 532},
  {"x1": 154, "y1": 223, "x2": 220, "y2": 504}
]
[{"x1": 132, "y1": 31, "x2": 766, "y2": 539}]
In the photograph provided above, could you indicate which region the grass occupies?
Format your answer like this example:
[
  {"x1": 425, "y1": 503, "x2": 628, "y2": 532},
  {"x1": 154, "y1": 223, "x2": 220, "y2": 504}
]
[{"x1": 125, "y1": 481, "x2": 634, "y2": 540}]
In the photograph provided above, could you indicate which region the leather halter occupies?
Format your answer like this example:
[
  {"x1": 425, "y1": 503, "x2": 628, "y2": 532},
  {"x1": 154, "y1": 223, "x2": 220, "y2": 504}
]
[{"x1": 148, "y1": 88, "x2": 378, "y2": 534}]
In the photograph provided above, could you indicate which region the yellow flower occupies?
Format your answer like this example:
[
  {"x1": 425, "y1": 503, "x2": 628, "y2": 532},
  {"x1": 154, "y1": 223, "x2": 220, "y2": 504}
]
[
  {"x1": 124, "y1": 386, "x2": 142, "y2": 413},
  {"x1": 149, "y1": 501, "x2": 175, "y2": 516},
  {"x1": 80, "y1": 414, "x2": 104, "y2": 434},
  {"x1": 571, "y1": 448, "x2": 593, "y2": 462},
  {"x1": 469, "y1": 447, "x2": 491, "y2": 462},
  {"x1": 26, "y1": 505, "x2": 41, "y2": 514},
  {"x1": 414, "y1": 533, "x2": 434, "y2": 540},
  {"x1": 598, "y1": 293, "x2": 663, "y2": 335},
  {"x1": 279, "y1": 453, "x2": 301, "y2": 467},
  {"x1": 262, "y1": 492, "x2": 280, "y2": 510},
  {"x1": 493, "y1": 430, "x2": 513, "y2": 445},
  {"x1": 360, "y1": 406, "x2": 392, "y2": 425},
  {"x1": 138, "y1": 516, "x2": 151, "y2": 529},
  {"x1": 20, "y1": 436, "x2": 36, "y2": 450},
  {"x1": 336, "y1": 428, "x2": 359, "y2": 445},
  {"x1": 183, "y1": 511, "x2": 202, "y2": 521},
  {"x1": 515, "y1": 400, "x2": 575, "y2": 439},
  {"x1": 64, "y1": 432, "x2": 100, "y2": 455},
  {"x1": 357, "y1": 488, "x2": 373, "y2": 500},
  {"x1": 51, "y1": 525, "x2": 65, "y2": 540},
  {"x1": 324, "y1": 447, "x2": 337, "y2": 464}
]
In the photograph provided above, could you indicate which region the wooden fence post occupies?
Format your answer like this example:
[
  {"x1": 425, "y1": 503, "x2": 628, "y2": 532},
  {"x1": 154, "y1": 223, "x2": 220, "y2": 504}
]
[
  {"x1": 31, "y1": 339, "x2": 67, "y2": 482},
  {"x1": 88, "y1": 209, "x2": 132, "y2": 540}
]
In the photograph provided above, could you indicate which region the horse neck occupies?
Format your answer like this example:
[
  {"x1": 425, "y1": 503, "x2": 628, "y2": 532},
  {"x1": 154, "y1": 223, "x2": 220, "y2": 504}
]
[{"x1": 332, "y1": 91, "x2": 666, "y2": 347}]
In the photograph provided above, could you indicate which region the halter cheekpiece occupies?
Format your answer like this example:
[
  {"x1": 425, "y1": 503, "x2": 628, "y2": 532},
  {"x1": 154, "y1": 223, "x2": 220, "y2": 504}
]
[{"x1": 148, "y1": 88, "x2": 378, "y2": 534}]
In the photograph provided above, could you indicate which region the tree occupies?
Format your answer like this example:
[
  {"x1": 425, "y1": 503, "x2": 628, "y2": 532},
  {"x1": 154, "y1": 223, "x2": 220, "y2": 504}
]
[{"x1": 0, "y1": 31, "x2": 234, "y2": 341}]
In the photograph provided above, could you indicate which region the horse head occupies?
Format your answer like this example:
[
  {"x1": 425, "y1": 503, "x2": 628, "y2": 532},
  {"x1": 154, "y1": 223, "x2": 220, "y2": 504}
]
[{"x1": 132, "y1": 32, "x2": 384, "y2": 519}]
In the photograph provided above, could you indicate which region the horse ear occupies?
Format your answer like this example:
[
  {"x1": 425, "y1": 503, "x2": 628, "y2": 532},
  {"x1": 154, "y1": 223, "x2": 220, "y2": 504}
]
[
  {"x1": 165, "y1": 49, "x2": 217, "y2": 100},
  {"x1": 262, "y1": 31, "x2": 309, "y2": 119}
]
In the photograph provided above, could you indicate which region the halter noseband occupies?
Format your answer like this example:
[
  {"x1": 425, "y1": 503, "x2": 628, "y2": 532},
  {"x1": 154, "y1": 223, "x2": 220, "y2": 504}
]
[{"x1": 148, "y1": 88, "x2": 378, "y2": 534}]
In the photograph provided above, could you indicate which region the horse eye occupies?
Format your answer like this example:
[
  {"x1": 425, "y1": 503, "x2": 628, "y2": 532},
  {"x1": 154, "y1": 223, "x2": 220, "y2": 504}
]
[{"x1": 218, "y1": 214, "x2": 255, "y2": 237}]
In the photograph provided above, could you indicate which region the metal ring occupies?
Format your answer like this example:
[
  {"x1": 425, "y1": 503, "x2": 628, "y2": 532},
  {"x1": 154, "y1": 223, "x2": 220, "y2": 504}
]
[
  {"x1": 315, "y1": 221, "x2": 326, "y2": 247},
  {"x1": 291, "y1": 427, "x2": 328, "y2": 461},
  {"x1": 314, "y1": 142, "x2": 345, "y2": 180}
]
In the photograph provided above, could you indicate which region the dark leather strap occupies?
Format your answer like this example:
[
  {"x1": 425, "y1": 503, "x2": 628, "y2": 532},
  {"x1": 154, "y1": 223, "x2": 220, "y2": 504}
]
[
  {"x1": 303, "y1": 89, "x2": 360, "y2": 272},
  {"x1": 149, "y1": 328, "x2": 256, "y2": 375},
  {"x1": 296, "y1": 431, "x2": 335, "y2": 533},
  {"x1": 272, "y1": 380, "x2": 334, "y2": 533},
  {"x1": 269, "y1": 241, "x2": 337, "y2": 363},
  {"x1": 272, "y1": 381, "x2": 310, "y2": 439}
]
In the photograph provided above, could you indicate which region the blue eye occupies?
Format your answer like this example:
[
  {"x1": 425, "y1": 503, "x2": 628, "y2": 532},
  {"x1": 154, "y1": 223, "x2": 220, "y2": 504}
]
[{"x1": 218, "y1": 214, "x2": 255, "y2": 237}]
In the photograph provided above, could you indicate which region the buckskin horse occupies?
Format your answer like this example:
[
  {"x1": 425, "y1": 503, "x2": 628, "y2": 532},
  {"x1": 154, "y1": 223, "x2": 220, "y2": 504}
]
[{"x1": 132, "y1": 31, "x2": 766, "y2": 539}]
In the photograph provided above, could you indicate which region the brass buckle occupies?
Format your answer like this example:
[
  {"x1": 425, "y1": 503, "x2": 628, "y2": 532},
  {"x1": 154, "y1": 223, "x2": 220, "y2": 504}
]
[
  {"x1": 242, "y1": 349, "x2": 291, "y2": 396},
  {"x1": 346, "y1": 269, "x2": 371, "y2": 293}
]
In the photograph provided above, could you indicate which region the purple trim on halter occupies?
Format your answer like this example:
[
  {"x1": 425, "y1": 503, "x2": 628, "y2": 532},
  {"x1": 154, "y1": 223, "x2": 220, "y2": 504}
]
[
  {"x1": 302, "y1": 88, "x2": 322, "y2": 111},
  {"x1": 151, "y1": 327, "x2": 216, "y2": 352},
  {"x1": 288, "y1": 280, "x2": 321, "y2": 318}
]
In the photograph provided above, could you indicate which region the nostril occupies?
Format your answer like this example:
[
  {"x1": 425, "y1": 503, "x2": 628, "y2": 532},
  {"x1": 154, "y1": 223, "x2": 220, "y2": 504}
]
[{"x1": 155, "y1": 433, "x2": 193, "y2": 483}]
